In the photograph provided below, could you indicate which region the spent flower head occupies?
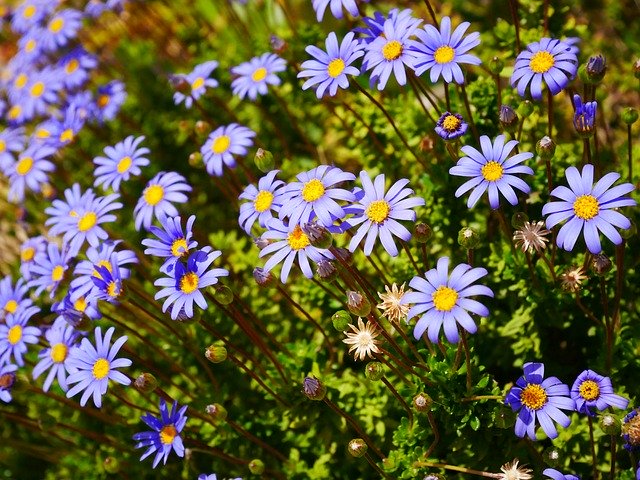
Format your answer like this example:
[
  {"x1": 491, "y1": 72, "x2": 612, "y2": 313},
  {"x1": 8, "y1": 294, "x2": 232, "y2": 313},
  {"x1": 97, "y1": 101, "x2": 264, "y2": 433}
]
[
  {"x1": 513, "y1": 221, "x2": 550, "y2": 253},
  {"x1": 342, "y1": 317, "x2": 381, "y2": 361}
]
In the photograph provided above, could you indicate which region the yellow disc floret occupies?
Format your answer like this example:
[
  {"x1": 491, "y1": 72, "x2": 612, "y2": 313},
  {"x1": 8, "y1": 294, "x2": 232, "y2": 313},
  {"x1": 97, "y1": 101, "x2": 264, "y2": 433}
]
[
  {"x1": 432, "y1": 286, "x2": 458, "y2": 312},
  {"x1": 573, "y1": 195, "x2": 599, "y2": 220},
  {"x1": 49, "y1": 17, "x2": 64, "y2": 33},
  {"x1": 144, "y1": 184, "x2": 164, "y2": 206},
  {"x1": 7, "y1": 325, "x2": 22, "y2": 345},
  {"x1": 301, "y1": 179, "x2": 325, "y2": 202},
  {"x1": 382, "y1": 40, "x2": 403, "y2": 61},
  {"x1": 92, "y1": 358, "x2": 110, "y2": 379},
  {"x1": 51, "y1": 265, "x2": 65, "y2": 282},
  {"x1": 51, "y1": 343, "x2": 68, "y2": 363},
  {"x1": 16, "y1": 157, "x2": 33, "y2": 176},
  {"x1": 191, "y1": 77, "x2": 205, "y2": 90},
  {"x1": 327, "y1": 59, "x2": 345, "y2": 78},
  {"x1": 442, "y1": 114, "x2": 461, "y2": 132},
  {"x1": 366, "y1": 200, "x2": 391, "y2": 224},
  {"x1": 434, "y1": 45, "x2": 455, "y2": 64},
  {"x1": 287, "y1": 225, "x2": 310, "y2": 250},
  {"x1": 180, "y1": 272, "x2": 199, "y2": 294},
  {"x1": 481, "y1": 161, "x2": 504, "y2": 182},
  {"x1": 171, "y1": 238, "x2": 189, "y2": 257},
  {"x1": 211, "y1": 135, "x2": 231, "y2": 154},
  {"x1": 4, "y1": 300, "x2": 18, "y2": 314},
  {"x1": 529, "y1": 50, "x2": 555, "y2": 74},
  {"x1": 30, "y1": 82, "x2": 44, "y2": 98},
  {"x1": 254, "y1": 190, "x2": 274, "y2": 212},
  {"x1": 116, "y1": 156, "x2": 132, "y2": 174},
  {"x1": 78, "y1": 212, "x2": 97, "y2": 232},
  {"x1": 520, "y1": 383, "x2": 548, "y2": 410},
  {"x1": 160, "y1": 424, "x2": 178, "y2": 444},
  {"x1": 252, "y1": 67, "x2": 268, "y2": 82},
  {"x1": 579, "y1": 380, "x2": 600, "y2": 401}
]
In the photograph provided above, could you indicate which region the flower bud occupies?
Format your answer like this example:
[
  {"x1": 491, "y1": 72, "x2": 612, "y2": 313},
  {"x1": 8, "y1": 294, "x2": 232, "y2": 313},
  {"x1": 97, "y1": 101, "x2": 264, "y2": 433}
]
[
  {"x1": 347, "y1": 438, "x2": 367, "y2": 457},
  {"x1": 206, "y1": 403, "x2": 228, "y2": 421},
  {"x1": 332, "y1": 247, "x2": 353, "y2": 265},
  {"x1": 413, "y1": 392, "x2": 433, "y2": 412},
  {"x1": 414, "y1": 223, "x2": 433, "y2": 243},
  {"x1": 270, "y1": 34, "x2": 287, "y2": 54},
  {"x1": 211, "y1": 284, "x2": 234, "y2": 305},
  {"x1": 499, "y1": 105, "x2": 519, "y2": 133},
  {"x1": 633, "y1": 59, "x2": 640, "y2": 79},
  {"x1": 346, "y1": 291, "x2": 371, "y2": 317},
  {"x1": 332, "y1": 310, "x2": 351, "y2": 331},
  {"x1": 41, "y1": 183, "x2": 56, "y2": 200},
  {"x1": 170, "y1": 75, "x2": 190, "y2": 94},
  {"x1": 248, "y1": 459, "x2": 265, "y2": 475},
  {"x1": 133, "y1": 373, "x2": 158, "y2": 393},
  {"x1": 518, "y1": 100, "x2": 534, "y2": 118},
  {"x1": 253, "y1": 267, "x2": 275, "y2": 288},
  {"x1": 458, "y1": 227, "x2": 480, "y2": 249},
  {"x1": 302, "y1": 222, "x2": 333, "y2": 249},
  {"x1": 511, "y1": 212, "x2": 529, "y2": 229},
  {"x1": 316, "y1": 259, "x2": 338, "y2": 282},
  {"x1": 205, "y1": 345, "x2": 227, "y2": 363},
  {"x1": 599, "y1": 413, "x2": 621, "y2": 435},
  {"x1": 303, "y1": 376, "x2": 326, "y2": 400},
  {"x1": 254, "y1": 148, "x2": 275, "y2": 172},
  {"x1": 622, "y1": 107, "x2": 639, "y2": 125},
  {"x1": 591, "y1": 253, "x2": 612, "y2": 276},
  {"x1": 536, "y1": 136, "x2": 556, "y2": 160},
  {"x1": 103, "y1": 456, "x2": 120, "y2": 474},
  {"x1": 489, "y1": 56, "x2": 504, "y2": 75},
  {"x1": 254, "y1": 237, "x2": 270, "y2": 250},
  {"x1": 188, "y1": 151, "x2": 203, "y2": 168},
  {"x1": 585, "y1": 54, "x2": 606, "y2": 83},
  {"x1": 194, "y1": 120, "x2": 210, "y2": 136},
  {"x1": 543, "y1": 447, "x2": 561, "y2": 467},
  {"x1": 365, "y1": 362, "x2": 384, "y2": 381}
]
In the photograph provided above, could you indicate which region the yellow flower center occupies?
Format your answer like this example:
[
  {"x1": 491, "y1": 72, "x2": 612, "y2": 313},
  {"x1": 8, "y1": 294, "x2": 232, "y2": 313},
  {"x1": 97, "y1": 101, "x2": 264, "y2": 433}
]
[
  {"x1": 180, "y1": 271, "x2": 199, "y2": 294},
  {"x1": 74, "y1": 296, "x2": 87, "y2": 312},
  {"x1": 16, "y1": 157, "x2": 33, "y2": 176},
  {"x1": 36, "y1": 128, "x2": 50, "y2": 139},
  {"x1": 366, "y1": 200, "x2": 391, "y2": 224},
  {"x1": 382, "y1": 40, "x2": 403, "y2": 61},
  {"x1": 434, "y1": 45, "x2": 455, "y2": 64},
  {"x1": 8, "y1": 105, "x2": 22, "y2": 120},
  {"x1": 92, "y1": 358, "x2": 110, "y2": 379},
  {"x1": 481, "y1": 161, "x2": 504, "y2": 182},
  {"x1": 442, "y1": 114, "x2": 461, "y2": 132},
  {"x1": 60, "y1": 128, "x2": 74, "y2": 143},
  {"x1": 51, "y1": 265, "x2": 65, "y2": 282},
  {"x1": 253, "y1": 190, "x2": 274, "y2": 212},
  {"x1": 7, "y1": 325, "x2": 22, "y2": 345},
  {"x1": 65, "y1": 59, "x2": 79, "y2": 74},
  {"x1": 301, "y1": 179, "x2": 325, "y2": 202},
  {"x1": 327, "y1": 58, "x2": 345, "y2": 78},
  {"x1": 160, "y1": 424, "x2": 178, "y2": 445},
  {"x1": 211, "y1": 135, "x2": 231, "y2": 154},
  {"x1": 529, "y1": 50, "x2": 555, "y2": 74},
  {"x1": 92, "y1": 260, "x2": 113, "y2": 279},
  {"x1": 116, "y1": 156, "x2": 132, "y2": 174},
  {"x1": 49, "y1": 17, "x2": 64, "y2": 33},
  {"x1": 251, "y1": 67, "x2": 268, "y2": 82},
  {"x1": 25, "y1": 39, "x2": 36, "y2": 53},
  {"x1": 144, "y1": 184, "x2": 164, "y2": 206},
  {"x1": 191, "y1": 77, "x2": 204, "y2": 90},
  {"x1": 97, "y1": 94, "x2": 110, "y2": 108},
  {"x1": 579, "y1": 379, "x2": 600, "y2": 401},
  {"x1": 573, "y1": 195, "x2": 599, "y2": 220},
  {"x1": 432, "y1": 286, "x2": 458, "y2": 312},
  {"x1": 21, "y1": 247, "x2": 35, "y2": 262},
  {"x1": 30, "y1": 81, "x2": 44, "y2": 98},
  {"x1": 4, "y1": 300, "x2": 18, "y2": 314},
  {"x1": 287, "y1": 225, "x2": 310, "y2": 250},
  {"x1": 107, "y1": 281, "x2": 121, "y2": 298},
  {"x1": 23, "y1": 5, "x2": 36, "y2": 18},
  {"x1": 78, "y1": 212, "x2": 97, "y2": 232},
  {"x1": 0, "y1": 140, "x2": 5, "y2": 152},
  {"x1": 15, "y1": 73, "x2": 28, "y2": 89},
  {"x1": 520, "y1": 383, "x2": 548, "y2": 410},
  {"x1": 50, "y1": 343, "x2": 68, "y2": 363},
  {"x1": 171, "y1": 238, "x2": 189, "y2": 257}
]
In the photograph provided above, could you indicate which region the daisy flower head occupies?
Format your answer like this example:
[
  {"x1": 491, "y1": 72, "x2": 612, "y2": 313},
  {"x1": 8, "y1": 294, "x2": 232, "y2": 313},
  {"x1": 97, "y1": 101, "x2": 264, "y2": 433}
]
[
  {"x1": 45, "y1": 183, "x2": 96, "y2": 232},
  {"x1": 401, "y1": 256, "x2": 493, "y2": 342},
  {"x1": 570, "y1": 369, "x2": 628, "y2": 416},
  {"x1": 93, "y1": 135, "x2": 150, "y2": 192},
  {"x1": 278, "y1": 165, "x2": 356, "y2": 228},
  {"x1": 52, "y1": 288, "x2": 102, "y2": 325},
  {"x1": 16, "y1": 26, "x2": 47, "y2": 63},
  {"x1": 36, "y1": 104, "x2": 86, "y2": 149},
  {"x1": 95, "y1": 80, "x2": 126, "y2": 122},
  {"x1": 572, "y1": 94, "x2": 597, "y2": 138},
  {"x1": 542, "y1": 164, "x2": 636, "y2": 254},
  {"x1": 505, "y1": 362, "x2": 575, "y2": 440},
  {"x1": 312, "y1": 0, "x2": 360, "y2": 21},
  {"x1": 32, "y1": 317, "x2": 79, "y2": 392},
  {"x1": 8, "y1": 143, "x2": 56, "y2": 203},
  {"x1": 0, "y1": 127, "x2": 26, "y2": 174},
  {"x1": 0, "y1": 306, "x2": 41, "y2": 367},
  {"x1": 356, "y1": 9, "x2": 418, "y2": 45},
  {"x1": 259, "y1": 219, "x2": 333, "y2": 283},
  {"x1": 238, "y1": 170, "x2": 285, "y2": 234},
  {"x1": 434, "y1": 111, "x2": 467, "y2": 141},
  {"x1": 347, "y1": 171, "x2": 425, "y2": 257},
  {"x1": 66, "y1": 326, "x2": 131, "y2": 408},
  {"x1": 410, "y1": 16, "x2": 481, "y2": 84},
  {"x1": 42, "y1": 8, "x2": 83, "y2": 52},
  {"x1": 22, "y1": 66, "x2": 63, "y2": 119},
  {"x1": 134, "y1": 171, "x2": 192, "y2": 231},
  {"x1": 0, "y1": 276, "x2": 33, "y2": 319},
  {"x1": 230, "y1": 53, "x2": 286, "y2": 101},
  {"x1": 450, "y1": 134, "x2": 534, "y2": 210},
  {"x1": 362, "y1": 11, "x2": 422, "y2": 90},
  {"x1": 0, "y1": 363, "x2": 18, "y2": 403},
  {"x1": 543, "y1": 469, "x2": 580, "y2": 480},
  {"x1": 143, "y1": 215, "x2": 198, "y2": 274},
  {"x1": 298, "y1": 31, "x2": 364, "y2": 99},
  {"x1": 27, "y1": 242, "x2": 73, "y2": 297},
  {"x1": 172, "y1": 60, "x2": 219, "y2": 108},
  {"x1": 133, "y1": 398, "x2": 188, "y2": 468},
  {"x1": 58, "y1": 47, "x2": 98, "y2": 90},
  {"x1": 200, "y1": 123, "x2": 256, "y2": 177},
  {"x1": 19, "y1": 236, "x2": 47, "y2": 280},
  {"x1": 11, "y1": 0, "x2": 58, "y2": 34},
  {"x1": 154, "y1": 248, "x2": 229, "y2": 320},
  {"x1": 342, "y1": 317, "x2": 381, "y2": 361},
  {"x1": 510, "y1": 38, "x2": 578, "y2": 101}
]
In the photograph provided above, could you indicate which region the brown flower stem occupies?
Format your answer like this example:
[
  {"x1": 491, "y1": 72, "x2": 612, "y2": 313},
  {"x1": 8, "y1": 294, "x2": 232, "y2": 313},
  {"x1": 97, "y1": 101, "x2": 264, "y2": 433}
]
[
  {"x1": 508, "y1": 0, "x2": 521, "y2": 53},
  {"x1": 496, "y1": 209, "x2": 518, "y2": 259},
  {"x1": 538, "y1": 250, "x2": 557, "y2": 282},
  {"x1": 444, "y1": 81, "x2": 451, "y2": 111},
  {"x1": 364, "y1": 452, "x2": 393, "y2": 479},
  {"x1": 402, "y1": 241, "x2": 421, "y2": 274},
  {"x1": 369, "y1": 312, "x2": 418, "y2": 374},
  {"x1": 459, "y1": 82, "x2": 479, "y2": 142},
  {"x1": 375, "y1": 349, "x2": 414, "y2": 386},
  {"x1": 628, "y1": 124, "x2": 634, "y2": 182},
  {"x1": 583, "y1": 138, "x2": 592, "y2": 167},
  {"x1": 575, "y1": 294, "x2": 602, "y2": 326},
  {"x1": 610, "y1": 434, "x2": 617, "y2": 479},
  {"x1": 382, "y1": 376, "x2": 413, "y2": 427},
  {"x1": 460, "y1": 329, "x2": 473, "y2": 393},
  {"x1": 524, "y1": 251, "x2": 540, "y2": 288},
  {"x1": 413, "y1": 461, "x2": 499, "y2": 478},
  {"x1": 226, "y1": 350, "x2": 291, "y2": 408},
  {"x1": 338, "y1": 101, "x2": 390, "y2": 160},
  {"x1": 422, "y1": 0, "x2": 438, "y2": 25},
  {"x1": 408, "y1": 76, "x2": 437, "y2": 123},
  {"x1": 396, "y1": 324, "x2": 428, "y2": 366},
  {"x1": 370, "y1": 250, "x2": 392, "y2": 287},
  {"x1": 467, "y1": 248, "x2": 474, "y2": 267},
  {"x1": 543, "y1": 0, "x2": 550, "y2": 33},
  {"x1": 410, "y1": 73, "x2": 442, "y2": 115},
  {"x1": 420, "y1": 243, "x2": 430, "y2": 271},
  {"x1": 547, "y1": 90, "x2": 554, "y2": 137},
  {"x1": 311, "y1": 277, "x2": 347, "y2": 305},
  {"x1": 424, "y1": 412, "x2": 441, "y2": 459},
  {"x1": 588, "y1": 417, "x2": 599, "y2": 480},
  {"x1": 544, "y1": 155, "x2": 554, "y2": 195}
]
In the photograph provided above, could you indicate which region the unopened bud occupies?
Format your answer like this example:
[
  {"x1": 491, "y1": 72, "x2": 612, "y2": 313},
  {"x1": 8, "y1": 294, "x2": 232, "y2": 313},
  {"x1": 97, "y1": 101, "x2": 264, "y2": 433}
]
[
  {"x1": 413, "y1": 392, "x2": 433, "y2": 412},
  {"x1": 633, "y1": 59, "x2": 640, "y2": 79},
  {"x1": 302, "y1": 222, "x2": 333, "y2": 249},
  {"x1": 347, "y1": 438, "x2": 367, "y2": 457},
  {"x1": 253, "y1": 267, "x2": 275, "y2": 287},
  {"x1": 270, "y1": 34, "x2": 287, "y2": 54},
  {"x1": 489, "y1": 56, "x2": 504, "y2": 75},
  {"x1": 599, "y1": 413, "x2": 621, "y2": 435},
  {"x1": 365, "y1": 362, "x2": 384, "y2": 381},
  {"x1": 133, "y1": 373, "x2": 158, "y2": 393},
  {"x1": 194, "y1": 120, "x2": 210, "y2": 136},
  {"x1": 254, "y1": 148, "x2": 275, "y2": 172},
  {"x1": 543, "y1": 447, "x2": 561, "y2": 467},
  {"x1": 332, "y1": 310, "x2": 351, "y2": 331},
  {"x1": 511, "y1": 212, "x2": 529, "y2": 229},
  {"x1": 248, "y1": 459, "x2": 265, "y2": 475},
  {"x1": 591, "y1": 253, "x2": 612, "y2": 276},
  {"x1": 585, "y1": 54, "x2": 606, "y2": 83},
  {"x1": 414, "y1": 223, "x2": 432, "y2": 243},
  {"x1": 458, "y1": 227, "x2": 480, "y2": 249},
  {"x1": 188, "y1": 151, "x2": 203, "y2": 168},
  {"x1": 536, "y1": 136, "x2": 556, "y2": 160},
  {"x1": 622, "y1": 107, "x2": 639, "y2": 125},
  {"x1": 103, "y1": 456, "x2": 120, "y2": 474},
  {"x1": 332, "y1": 247, "x2": 353, "y2": 265},
  {"x1": 41, "y1": 183, "x2": 56, "y2": 200},
  {"x1": 205, "y1": 345, "x2": 227, "y2": 363},
  {"x1": 518, "y1": 100, "x2": 534, "y2": 118},
  {"x1": 499, "y1": 105, "x2": 519, "y2": 133},
  {"x1": 212, "y1": 284, "x2": 233, "y2": 305},
  {"x1": 205, "y1": 403, "x2": 227, "y2": 421},
  {"x1": 316, "y1": 259, "x2": 338, "y2": 282},
  {"x1": 302, "y1": 376, "x2": 326, "y2": 400},
  {"x1": 346, "y1": 291, "x2": 371, "y2": 317},
  {"x1": 254, "y1": 237, "x2": 270, "y2": 250}
]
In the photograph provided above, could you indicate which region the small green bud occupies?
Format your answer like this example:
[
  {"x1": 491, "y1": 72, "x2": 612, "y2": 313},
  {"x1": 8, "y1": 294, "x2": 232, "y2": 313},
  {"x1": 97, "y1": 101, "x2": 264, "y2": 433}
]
[
  {"x1": 103, "y1": 456, "x2": 120, "y2": 474},
  {"x1": 458, "y1": 227, "x2": 480, "y2": 249},
  {"x1": 248, "y1": 459, "x2": 265, "y2": 475},
  {"x1": 599, "y1": 413, "x2": 621, "y2": 435},
  {"x1": 347, "y1": 438, "x2": 367, "y2": 458},
  {"x1": 633, "y1": 59, "x2": 640, "y2": 79},
  {"x1": 316, "y1": 260, "x2": 338, "y2": 282},
  {"x1": 302, "y1": 376, "x2": 326, "y2": 401},
  {"x1": 536, "y1": 136, "x2": 556, "y2": 160},
  {"x1": 585, "y1": 54, "x2": 606, "y2": 84},
  {"x1": 543, "y1": 447, "x2": 561, "y2": 467},
  {"x1": 518, "y1": 100, "x2": 534, "y2": 118},
  {"x1": 620, "y1": 220, "x2": 636, "y2": 239},
  {"x1": 365, "y1": 362, "x2": 384, "y2": 381},
  {"x1": 205, "y1": 403, "x2": 228, "y2": 421},
  {"x1": 591, "y1": 253, "x2": 612, "y2": 276},
  {"x1": 253, "y1": 267, "x2": 275, "y2": 288},
  {"x1": 302, "y1": 222, "x2": 333, "y2": 249},
  {"x1": 332, "y1": 310, "x2": 351, "y2": 331},
  {"x1": 511, "y1": 212, "x2": 529, "y2": 229},
  {"x1": 622, "y1": 107, "x2": 639, "y2": 125},
  {"x1": 346, "y1": 291, "x2": 371, "y2": 317},
  {"x1": 414, "y1": 223, "x2": 433, "y2": 243},
  {"x1": 188, "y1": 151, "x2": 203, "y2": 168},
  {"x1": 489, "y1": 56, "x2": 504, "y2": 75},
  {"x1": 212, "y1": 284, "x2": 234, "y2": 305},
  {"x1": 205, "y1": 345, "x2": 227, "y2": 363},
  {"x1": 413, "y1": 392, "x2": 433, "y2": 412},
  {"x1": 254, "y1": 148, "x2": 275, "y2": 172},
  {"x1": 133, "y1": 373, "x2": 158, "y2": 393}
]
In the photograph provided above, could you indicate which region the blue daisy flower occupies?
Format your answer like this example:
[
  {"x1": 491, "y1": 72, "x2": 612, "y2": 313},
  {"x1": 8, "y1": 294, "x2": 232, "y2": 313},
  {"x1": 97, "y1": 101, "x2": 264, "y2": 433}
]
[
  {"x1": 57, "y1": 47, "x2": 98, "y2": 90},
  {"x1": 32, "y1": 317, "x2": 79, "y2": 392},
  {"x1": 133, "y1": 398, "x2": 188, "y2": 468},
  {"x1": 200, "y1": 123, "x2": 256, "y2": 177},
  {"x1": 142, "y1": 215, "x2": 198, "y2": 274},
  {"x1": 510, "y1": 38, "x2": 578, "y2": 101},
  {"x1": 505, "y1": 362, "x2": 575, "y2": 440},
  {"x1": 154, "y1": 248, "x2": 229, "y2": 320},
  {"x1": 298, "y1": 31, "x2": 364, "y2": 98},
  {"x1": 543, "y1": 469, "x2": 580, "y2": 480},
  {"x1": 42, "y1": 8, "x2": 83, "y2": 52},
  {"x1": 91, "y1": 261, "x2": 126, "y2": 304},
  {"x1": 571, "y1": 369, "x2": 628, "y2": 417},
  {"x1": 347, "y1": 171, "x2": 425, "y2": 257},
  {"x1": 0, "y1": 127, "x2": 26, "y2": 174},
  {"x1": 410, "y1": 16, "x2": 481, "y2": 84},
  {"x1": 19, "y1": 236, "x2": 47, "y2": 280},
  {"x1": 172, "y1": 60, "x2": 219, "y2": 108},
  {"x1": 66, "y1": 326, "x2": 131, "y2": 408},
  {"x1": 449, "y1": 134, "x2": 534, "y2": 209},
  {"x1": 22, "y1": 66, "x2": 63, "y2": 119},
  {"x1": 401, "y1": 256, "x2": 493, "y2": 342},
  {"x1": 34, "y1": 105, "x2": 86, "y2": 149},
  {"x1": 45, "y1": 183, "x2": 96, "y2": 231},
  {"x1": 134, "y1": 171, "x2": 192, "y2": 231},
  {"x1": 11, "y1": 0, "x2": 57, "y2": 34},
  {"x1": 95, "y1": 80, "x2": 126, "y2": 122},
  {"x1": 572, "y1": 94, "x2": 597, "y2": 138},
  {"x1": 362, "y1": 10, "x2": 422, "y2": 90},
  {"x1": 27, "y1": 242, "x2": 73, "y2": 297},
  {"x1": 278, "y1": 165, "x2": 356, "y2": 227},
  {"x1": 52, "y1": 288, "x2": 102, "y2": 325},
  {"x1": 6, "y1": 61, "x2": 34, "y2": 104},
  {"x1": 312, "y1": 0, "x2": 361, "y2": 22},
  {"x1": 93, "y1": 135, "x2": 150, "y2": 191},
  {"x1": 238, "y1": 170, "x2": 285, "y2": 234},
  {"x1": 16, "y1": 26, "x2": 47, "y2": 62},
  {"x1": 356, "y1": 9, "x2": 420, "y2": 46},
  {"x1": 0, "y1": 306, "x2": 41, "y2": 367},
  {"x1": 434, "y1": 111, "x2": 468, "y2": 141},
  {"x1": 66, "y1": 90, "x2": 96, "y2": 122},
  {"x1": 542, "y1": 164, "x2": 636, "y2": 254},
  {"x1": 231, "y1": 53, "x2": 287, "y2": 101},
  {"x1": 0, "y1": 363, "x2": 18, "y2": 403},
  {"x1": 0, "y1": 276, "x2": 33, "y2": 319},
  {"x1": 8, "y1": 143, "x2": 56, "y2": 203}
]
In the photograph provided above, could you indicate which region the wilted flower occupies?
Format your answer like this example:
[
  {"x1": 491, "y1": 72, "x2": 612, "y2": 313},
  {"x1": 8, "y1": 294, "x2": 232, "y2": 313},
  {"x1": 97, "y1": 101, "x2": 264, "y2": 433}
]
[
  {"x1": 377, "y1": 283, "x2": 411, "y2": 323},
  {"x1": 560, "y1": 266, "x2": 587, "y2": 293},
  {"x1": 342, "y1": 317, "x2": 382, "y2": 361},
  {"x1": 513, "y1": 221, "x2": 550, "y2": 253},
  {"x1": 496, "y1": 459, "x2": 532, "y2": 480}
]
